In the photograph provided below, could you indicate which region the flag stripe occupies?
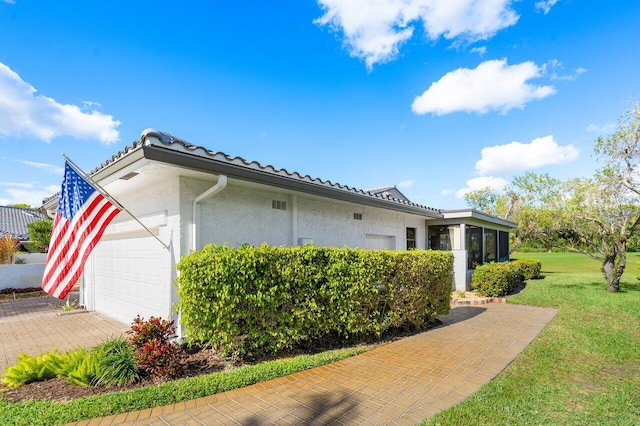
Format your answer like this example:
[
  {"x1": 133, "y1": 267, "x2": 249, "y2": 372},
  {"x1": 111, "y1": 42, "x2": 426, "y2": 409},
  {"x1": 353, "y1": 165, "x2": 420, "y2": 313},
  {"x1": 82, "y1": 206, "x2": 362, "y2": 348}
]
[
  {"x1": 42, "y1": 162, "x2": 121, "y2": 299},
  {"x1": 43, "y1": 199, "x2": 119, "y2": 296},
  {"x1": 50, "y1": 205, "x2": 120, "y2": 298},
  {"x1": 43, "y1": 194, "x2": 109, "y2": 286}
]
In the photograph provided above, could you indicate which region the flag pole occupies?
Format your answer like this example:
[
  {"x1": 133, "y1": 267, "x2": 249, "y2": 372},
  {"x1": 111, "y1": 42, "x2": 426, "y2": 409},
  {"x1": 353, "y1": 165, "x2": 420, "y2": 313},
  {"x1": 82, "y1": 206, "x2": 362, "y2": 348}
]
[{"x1": 61, "y1": 154, "x2": 170, "y2": 251}]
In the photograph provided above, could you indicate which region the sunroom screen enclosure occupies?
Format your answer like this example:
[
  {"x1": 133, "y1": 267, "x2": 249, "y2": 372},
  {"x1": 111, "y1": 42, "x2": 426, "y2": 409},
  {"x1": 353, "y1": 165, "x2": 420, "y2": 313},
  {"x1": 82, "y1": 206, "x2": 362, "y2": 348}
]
[{"x1": 427, "y1": 210, "x2": 516, "y2": 291}]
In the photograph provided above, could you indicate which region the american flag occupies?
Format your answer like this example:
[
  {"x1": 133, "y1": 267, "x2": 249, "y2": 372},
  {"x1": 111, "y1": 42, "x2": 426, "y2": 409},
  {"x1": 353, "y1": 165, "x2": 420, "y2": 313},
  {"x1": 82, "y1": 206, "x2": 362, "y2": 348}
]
[{"x1": 42, "y1": 162, "x2": 121, "y2": 299}]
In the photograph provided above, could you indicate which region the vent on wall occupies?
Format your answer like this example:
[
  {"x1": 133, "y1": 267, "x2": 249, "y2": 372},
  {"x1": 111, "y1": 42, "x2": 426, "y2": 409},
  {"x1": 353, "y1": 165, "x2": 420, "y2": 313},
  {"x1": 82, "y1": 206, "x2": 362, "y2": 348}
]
[
  {"x1": 272, "y1": 200, "x2": 287, "y2": 210},
  {"x1": 354, "y1": 213, "x2": 363, "y2": 220},
  {"x1": 119, "y1": 172, "x2": 139, "y2": 181}
]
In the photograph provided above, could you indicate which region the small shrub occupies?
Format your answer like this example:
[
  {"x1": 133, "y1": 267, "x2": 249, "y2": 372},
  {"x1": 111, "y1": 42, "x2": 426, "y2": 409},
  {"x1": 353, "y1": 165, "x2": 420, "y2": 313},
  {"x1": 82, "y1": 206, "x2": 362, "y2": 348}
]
[
  {"x1": 26, "y1": 219, "x2": 53, "y2": 253},
  {"x1": 60, "y1": 299, "x2": 80, "y2": 312},
  {"x1": 1, "y1": 349, "x2": 59, "y2": 388},
  {"x1": 128, "y1": 316, "x2": 183, "y2": 379},
  {"x1": 54, "y1": 348, "x2": 97, "y2": 387},
  {"x1": 0, "y1": 234, "x2": 21, "y2": 264},
  {"x1": 93, "y1": 337, "x2": 140, "y2": 388},
  {"x1": 472, "y1": 262, "x2": 524, "y2": 297},
  {"x1": 512, "y1": 258, "x2": 542, "y2": 280}
]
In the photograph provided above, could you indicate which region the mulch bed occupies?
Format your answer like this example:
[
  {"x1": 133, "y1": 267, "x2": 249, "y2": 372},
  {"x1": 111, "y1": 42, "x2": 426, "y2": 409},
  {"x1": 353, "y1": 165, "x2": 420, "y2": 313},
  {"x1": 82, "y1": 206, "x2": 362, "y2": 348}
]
[{"x1": 0, "y1": 347, "x2": 235, "y2": 403}]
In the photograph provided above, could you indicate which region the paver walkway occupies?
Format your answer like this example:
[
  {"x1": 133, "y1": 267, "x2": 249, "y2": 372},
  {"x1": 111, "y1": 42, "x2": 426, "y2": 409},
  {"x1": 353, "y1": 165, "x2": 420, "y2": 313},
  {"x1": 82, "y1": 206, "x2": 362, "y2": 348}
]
[
  {"x1": 70, "y1": 303, "x2": 557, "y2": 426},
  {"x1": 0, "y1": 292, "x2": 128, "y2": 370}
]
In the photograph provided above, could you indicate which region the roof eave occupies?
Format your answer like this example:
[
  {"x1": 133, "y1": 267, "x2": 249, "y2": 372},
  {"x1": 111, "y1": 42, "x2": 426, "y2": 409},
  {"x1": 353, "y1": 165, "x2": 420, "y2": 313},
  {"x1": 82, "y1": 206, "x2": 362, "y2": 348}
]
[{"x1": 141, "y1": 143, "x2": 443, "y2": 219}]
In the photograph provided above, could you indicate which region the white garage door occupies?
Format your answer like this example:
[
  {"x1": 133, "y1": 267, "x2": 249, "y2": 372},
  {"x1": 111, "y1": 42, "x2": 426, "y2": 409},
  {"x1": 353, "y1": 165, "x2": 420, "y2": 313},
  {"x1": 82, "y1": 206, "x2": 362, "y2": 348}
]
[{"x1": 85, "y1": 230, "x2": 171, "y2": 325}]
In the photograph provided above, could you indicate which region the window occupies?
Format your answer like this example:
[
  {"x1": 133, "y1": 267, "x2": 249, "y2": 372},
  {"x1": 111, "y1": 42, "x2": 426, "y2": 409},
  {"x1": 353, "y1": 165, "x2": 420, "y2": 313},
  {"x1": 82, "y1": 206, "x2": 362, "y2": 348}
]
[
  {"x1": 466, "y1": 226, "x2": 483, "y2": 269},
  {"x1": 353, "y1": 212, "x2": 363, "y2": 220},
  {"x1": 406, "y1": 227, "x2": 416, "y2": 250},
  {"x1": 271, "y1": 200, "x2": 287, "y2": 210},
  {"x1": 484, "y1": 228, "x2": 497, "y2": 263},
  {"x1": 498, "y1": 231, "x2": 510, "y2": 262},
  {"x1": 429, "y1": 226, "x2": 452, "y2": 251}
]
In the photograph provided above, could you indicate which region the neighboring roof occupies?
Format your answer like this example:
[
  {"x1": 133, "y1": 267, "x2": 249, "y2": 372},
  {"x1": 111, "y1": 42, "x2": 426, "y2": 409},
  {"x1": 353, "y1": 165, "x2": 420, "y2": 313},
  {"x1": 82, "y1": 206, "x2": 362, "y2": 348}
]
[
  {"x1": 365, "y1": 186, "x2": 410, "y2": 202},
  {"x1": 0, "y1": 206, "x2": 48, "y2": 240},
  {"x1": 45, "y1": 129, "x2": 443, "y2": 219}
]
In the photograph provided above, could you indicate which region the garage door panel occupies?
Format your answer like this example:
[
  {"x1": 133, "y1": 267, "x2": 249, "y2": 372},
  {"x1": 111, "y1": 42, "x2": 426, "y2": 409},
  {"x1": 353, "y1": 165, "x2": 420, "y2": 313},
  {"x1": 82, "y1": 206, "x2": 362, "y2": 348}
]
[{"x1": 90, "y1": 233, "x2": 169, "y2": 324}]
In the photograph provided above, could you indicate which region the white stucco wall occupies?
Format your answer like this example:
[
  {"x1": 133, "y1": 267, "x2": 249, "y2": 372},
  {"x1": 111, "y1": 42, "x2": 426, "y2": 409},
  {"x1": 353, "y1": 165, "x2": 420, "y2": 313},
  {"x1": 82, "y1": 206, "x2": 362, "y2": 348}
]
[
  {"x1": 0, "y1": 263, "x2": 45, "y2": 290},
  {"x1": 452, "y1": 250, "x2": 469, "y2": 291},
  {"x1": 14, "y1": 253, "x2": 47, "y2": 264},
  {"x1": 296, "y1": 197, "x2": 366, "y2": 248},
  {"x1": 182, "y1": 176, "x2": 429, "y2": 251},
  {"x1": 181, "y1": 177, "x2": 441, "y2": 295},
  {"x1": 181, "y1": 177, "x2": 292, "y2": 251}
]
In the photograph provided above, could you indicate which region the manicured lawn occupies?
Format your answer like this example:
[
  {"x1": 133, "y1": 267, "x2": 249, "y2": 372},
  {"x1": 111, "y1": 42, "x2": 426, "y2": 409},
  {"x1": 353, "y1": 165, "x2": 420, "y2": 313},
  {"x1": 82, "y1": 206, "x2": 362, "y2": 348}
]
[
  {"x1": 423, "y1": 252, "x2": 640, "y2": 425},
  {"x1": 513, "y1": 251, "x2": 640, "y2": 274}
]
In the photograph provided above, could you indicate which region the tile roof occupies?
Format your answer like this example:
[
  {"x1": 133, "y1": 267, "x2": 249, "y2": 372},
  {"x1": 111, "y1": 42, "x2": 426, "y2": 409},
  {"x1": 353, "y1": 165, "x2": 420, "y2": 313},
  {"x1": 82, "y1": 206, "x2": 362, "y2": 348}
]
[
  {"x1": 139, "y1": 130, "x2": 441, "y2": 215},
  {"x1": 0, "y1": 206, "x2": 48, "y2": 240},
  {"x1": 42, "y1": 129, "x2": 441, "y2": 217}
]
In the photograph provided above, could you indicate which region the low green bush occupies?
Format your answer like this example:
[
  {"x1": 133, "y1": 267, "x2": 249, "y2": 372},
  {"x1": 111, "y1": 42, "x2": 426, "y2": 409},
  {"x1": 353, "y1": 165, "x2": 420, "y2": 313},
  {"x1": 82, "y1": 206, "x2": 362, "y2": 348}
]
[
  {"x1": 1, "y1": 349, "x2": 60, "y2": 388},
  {"x1": 471, "y1": 262, "x2": 524, "y2": 297},
  {"x1": 176, "y1": 244, "x2": 453, "y2": 357},
  {"x1": 54, "y1": 348, "x2": 95, "y2": 386},
  {"x1": 511, "y1": 258, "x2": 542, "y2": 280},
  {"x1": 93, "y1": 337, "x2": 140, "y2": 388}
]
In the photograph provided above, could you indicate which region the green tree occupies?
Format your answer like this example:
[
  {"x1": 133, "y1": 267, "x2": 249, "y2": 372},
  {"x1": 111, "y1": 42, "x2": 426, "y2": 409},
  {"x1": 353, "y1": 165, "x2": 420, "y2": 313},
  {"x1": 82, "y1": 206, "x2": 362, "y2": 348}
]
[
  {"x1": 466, "y1": 104, "x2": 640, "y2": 292},
  {"x1": 540, "y1": 173, "x2": 640, "y2": 292},
  {"x1": 27, "y1": 219, "x2": 53, "y2": 253},
  {"x1": 9, "y1": 203, "x2": 33, "y2": 209}
]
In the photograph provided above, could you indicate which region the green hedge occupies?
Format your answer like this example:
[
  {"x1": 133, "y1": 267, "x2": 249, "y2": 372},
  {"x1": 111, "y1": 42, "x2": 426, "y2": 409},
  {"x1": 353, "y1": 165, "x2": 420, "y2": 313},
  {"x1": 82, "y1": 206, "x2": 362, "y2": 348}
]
[
  {"x1": 471, "y1": 259, "x2": 541, "y2": 297},
  {"x1": 512, "y1": 258, "x2": 542, "y2": 280},
  {"x1": 176, "y1": 245, "x2": 453, "y2": 357},
  {"x1": 471, "y1": 262, "x2": 523, "y2": 297}
]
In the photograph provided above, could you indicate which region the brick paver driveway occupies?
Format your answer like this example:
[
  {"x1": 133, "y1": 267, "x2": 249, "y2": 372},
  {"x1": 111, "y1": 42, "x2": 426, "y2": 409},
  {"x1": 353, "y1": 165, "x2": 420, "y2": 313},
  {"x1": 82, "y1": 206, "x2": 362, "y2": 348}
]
[{"x1": 0, "y1": 291, "x2": 128, "y2": 371}]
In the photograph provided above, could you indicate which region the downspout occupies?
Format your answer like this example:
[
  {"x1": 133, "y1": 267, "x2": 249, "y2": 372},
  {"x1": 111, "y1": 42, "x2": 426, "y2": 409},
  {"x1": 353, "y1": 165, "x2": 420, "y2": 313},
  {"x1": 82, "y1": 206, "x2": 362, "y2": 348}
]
[{"x1": 192, "y1": 175, "x2": 227, "y2": 251}]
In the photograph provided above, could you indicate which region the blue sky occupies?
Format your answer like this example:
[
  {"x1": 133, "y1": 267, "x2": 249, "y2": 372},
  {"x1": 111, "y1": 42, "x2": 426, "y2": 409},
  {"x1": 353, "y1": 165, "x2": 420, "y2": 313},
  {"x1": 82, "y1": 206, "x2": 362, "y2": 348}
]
[{"x1": 0, "y1": 0, "x2": 638, "y2": 209}]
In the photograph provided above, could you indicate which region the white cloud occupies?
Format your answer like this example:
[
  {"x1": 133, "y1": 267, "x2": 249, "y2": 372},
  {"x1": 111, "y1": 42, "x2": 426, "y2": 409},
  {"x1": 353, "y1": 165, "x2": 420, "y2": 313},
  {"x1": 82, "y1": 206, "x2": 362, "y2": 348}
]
[
  {"x1": 0, "y1": 182, "x2": 32, "y2": 188},
  {"x1": 587, "y1": 123, "x2": 617, "y2": 134},
  {"x1": 475, "y1": 135, "x2": 579, "y2": 176},
  {"x1": 0, "y1": 62, "x2": 120, "y2": 144},
  {"x1": 2, "y1": 0, "x2": 16, "y2": 4},
  {"x1": 439, "y1": 188, "x2": 455, "y2": 196},
  {"x1": 535, "y1": 0, "x2": 560, "y2": 14},
  {"x1": 470, "y1": 46, "x2": 487, "y2": 57},
  {"x1": 398, "y1": 180, "x2": 414, "y2": 189},
  {"x1": 455, "y1": 176, "x2": 508, "y2": 198},
  {"x1": 543, "y1": 60, "x2": 586, "y2": 81},
  {"x1": 13, "y1": 160, "x2": 65, "y2": 175},
  {"x1": 412, "y1": 59, "x2": 556, "y2": 115},
  {"x1": 315, "y1": 0, "x2": 519, "y2": 69},
  {"x1": 0, "y1": 184, "x2": 59, "y2": 207}
]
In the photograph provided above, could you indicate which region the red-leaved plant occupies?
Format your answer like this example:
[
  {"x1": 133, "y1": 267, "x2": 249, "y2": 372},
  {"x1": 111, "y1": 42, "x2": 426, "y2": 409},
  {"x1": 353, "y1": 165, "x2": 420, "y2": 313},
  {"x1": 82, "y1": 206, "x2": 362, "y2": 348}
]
[{"x1": 127, "y1": 316, "x2": 183, "y2": 379}]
